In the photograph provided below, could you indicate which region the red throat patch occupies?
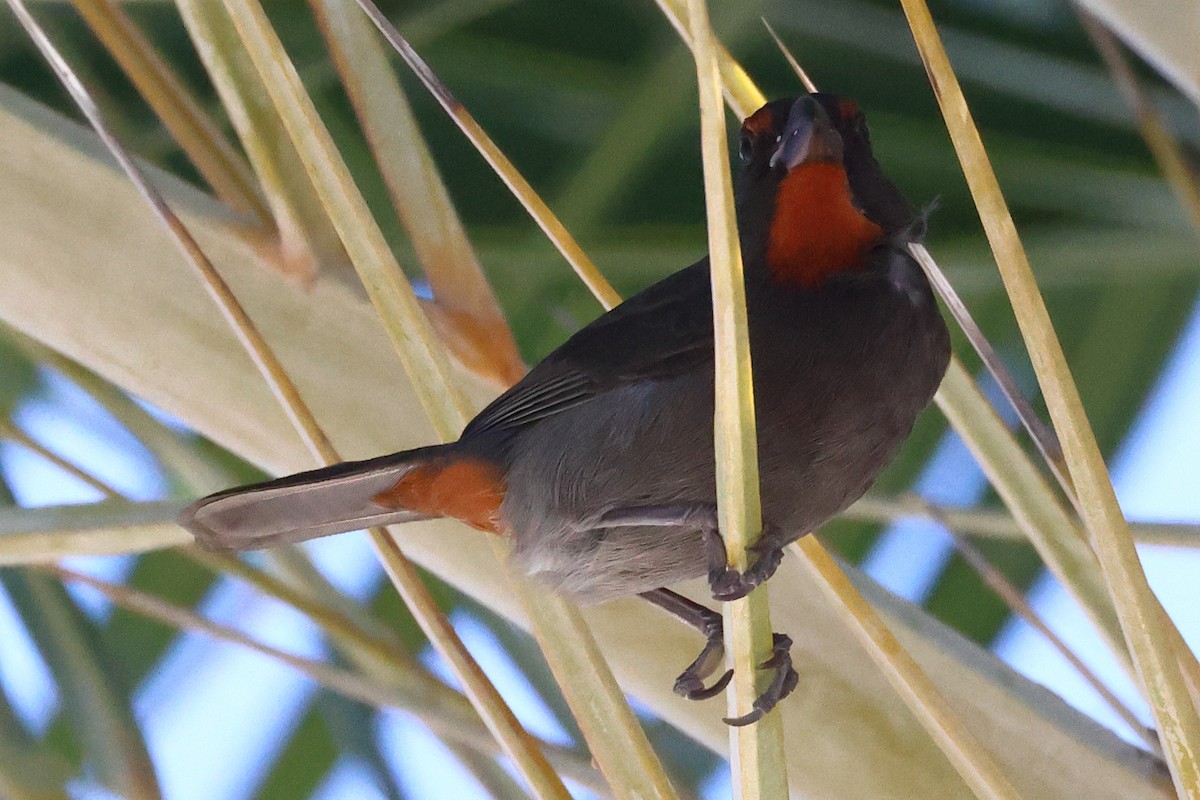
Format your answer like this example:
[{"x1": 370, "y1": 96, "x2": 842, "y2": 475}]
[
  {"x1": 767, "y1": 162, "x2": 883, "y2": 288},
  {"x1": 373, "y1": 457, "x2": 507, "y2": 534}
]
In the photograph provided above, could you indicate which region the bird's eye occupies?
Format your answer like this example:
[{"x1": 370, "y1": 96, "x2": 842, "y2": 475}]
[{"x1": 738, "y1": 132, "x2": 753, "y2": 162}]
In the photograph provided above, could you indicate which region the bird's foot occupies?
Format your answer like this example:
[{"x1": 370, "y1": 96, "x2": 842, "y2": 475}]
[
  {"x1": 672, "y1": 616, "x2": 733, "y2": 700},
  {"x1": 705, "y1": 525, "x2": 790, "y2": 602},
  {"x1": 644, "y1": 588, "x2": 797, "y2": 726},
  {"x1": 723, "y1": 634, "x2": 800, "y2": 727}
]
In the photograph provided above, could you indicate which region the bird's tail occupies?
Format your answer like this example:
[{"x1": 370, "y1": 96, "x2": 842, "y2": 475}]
[{"x1": 179, "y1": 446, "x2": 447, "y2": 552}]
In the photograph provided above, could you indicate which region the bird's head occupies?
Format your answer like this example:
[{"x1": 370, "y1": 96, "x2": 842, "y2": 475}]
[{"x1": 734, "y1": 94, "x2": 914, "y2": 288}]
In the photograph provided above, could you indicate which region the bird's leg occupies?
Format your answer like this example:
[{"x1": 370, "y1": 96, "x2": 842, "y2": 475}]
[
  {"x1": 640, "y1": 588, "x2": 799, "y2": 725},
  {"x1": 593, "y1": 504, "x2": 790, "y2": 602},
  {"x1": 639, "y1": 588, "x2": 731, "y2": 700}
]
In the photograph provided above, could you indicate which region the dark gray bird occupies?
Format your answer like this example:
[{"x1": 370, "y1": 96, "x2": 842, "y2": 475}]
[{"x1": 180, "y1": 94, "x2": 951, "y2": 725}]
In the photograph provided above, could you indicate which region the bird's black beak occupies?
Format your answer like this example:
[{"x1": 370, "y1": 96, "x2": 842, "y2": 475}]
[{"x1": 769, "y1": 95, "x2": 843, "y2": 171}]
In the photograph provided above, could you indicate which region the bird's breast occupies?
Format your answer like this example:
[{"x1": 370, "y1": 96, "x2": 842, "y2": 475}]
[{"x1": 499, "y1": 263, "x2": 949, "y2": 602}]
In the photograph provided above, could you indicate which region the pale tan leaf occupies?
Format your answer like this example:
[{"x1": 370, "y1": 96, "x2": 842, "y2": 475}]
[
  {"x1": 1074, "y1": 0, "x2": 1200, "y2": 106},
  {"x1": 312, "y1": 0, "x2": 524, "y2": 387},
  {"x1": 68, "y1": 0, "x2": 269, "y2": 226},
  {"x1": 0, "y1": 501, "x2": 187, "y2": 564},
  {"x1": 174, "y1": 0, "x2": 347, "y2": 279}
]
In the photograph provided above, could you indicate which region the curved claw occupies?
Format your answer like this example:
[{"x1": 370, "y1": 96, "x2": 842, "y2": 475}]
[
  {"x1": 676, "y1": 668, "x2": 734, "y2": 700},
  {"x1": 723, "y1": 707, "x2": 765, "y2": 727}
]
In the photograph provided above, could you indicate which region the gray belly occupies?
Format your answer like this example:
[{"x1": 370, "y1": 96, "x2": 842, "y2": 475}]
[{"x1": 502, "y1": 282, "x2": 949, "y2": 604}]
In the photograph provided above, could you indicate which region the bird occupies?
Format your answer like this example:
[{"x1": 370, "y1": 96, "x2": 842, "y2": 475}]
[{"x1": 179, "y1": 93, "x2": 951, "y2": 725}]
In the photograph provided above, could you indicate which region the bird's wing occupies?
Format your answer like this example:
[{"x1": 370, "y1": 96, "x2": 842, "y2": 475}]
[{"x1": 463, "y1": 259, "x2": 715, "y2": 437}]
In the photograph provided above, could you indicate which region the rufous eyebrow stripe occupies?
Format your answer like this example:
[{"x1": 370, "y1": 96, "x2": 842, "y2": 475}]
[
  {"x1": 373, "y1": 456, "x2": 507, "y2": 534},
  {"x1": 742, "y1": 104, "x2": 777, "y2": 138}
]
